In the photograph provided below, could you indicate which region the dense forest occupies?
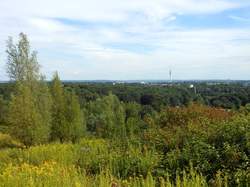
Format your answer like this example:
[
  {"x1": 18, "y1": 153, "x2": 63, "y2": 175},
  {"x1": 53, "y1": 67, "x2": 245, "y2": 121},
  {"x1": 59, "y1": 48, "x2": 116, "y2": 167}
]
[
  {"x1": 0, "y1": 33, "x2": 249, "y2": 186},
  {"x1": 2, "y1": 80, "x2": 250, "y2": 110}
]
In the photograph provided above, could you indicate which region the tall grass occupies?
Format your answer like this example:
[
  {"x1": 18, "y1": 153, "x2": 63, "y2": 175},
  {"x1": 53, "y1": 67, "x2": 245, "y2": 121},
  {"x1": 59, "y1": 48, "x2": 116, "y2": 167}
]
[
  {"x1": 0, "y1": 139, "x2": 248, "y2": 186},
  {"x1": 0, "y1": 161, "x2": 232, "y2": 187}
]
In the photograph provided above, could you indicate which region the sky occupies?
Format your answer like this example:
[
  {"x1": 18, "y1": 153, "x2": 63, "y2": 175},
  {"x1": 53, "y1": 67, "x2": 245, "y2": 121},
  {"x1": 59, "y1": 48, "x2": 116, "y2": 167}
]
[{"x1": 0, "y1": 0, "x2": 250, "y2": 80}]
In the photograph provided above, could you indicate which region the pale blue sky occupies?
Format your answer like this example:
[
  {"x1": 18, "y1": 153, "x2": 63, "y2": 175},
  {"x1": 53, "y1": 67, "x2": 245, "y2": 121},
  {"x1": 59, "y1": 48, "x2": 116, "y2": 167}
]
[{"x1": 0, "y1": 0, "x2": 250, "y2": 80}]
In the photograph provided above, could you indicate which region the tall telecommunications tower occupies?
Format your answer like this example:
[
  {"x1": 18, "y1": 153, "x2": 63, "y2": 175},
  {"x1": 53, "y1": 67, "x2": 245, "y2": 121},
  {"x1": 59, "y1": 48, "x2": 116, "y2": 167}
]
[{"x1": 169, "y1": 69, "x2": 172, "y2": 82}]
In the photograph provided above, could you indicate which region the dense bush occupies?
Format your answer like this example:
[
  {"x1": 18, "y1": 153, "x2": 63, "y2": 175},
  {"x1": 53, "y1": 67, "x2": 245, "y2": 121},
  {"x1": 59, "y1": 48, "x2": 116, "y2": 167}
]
[
  {"x1": 0, "y1": 133, "x2": 24, "y2": 149},
  {"x1": 0, "y1": 138, "x2": 248, "y2": 186}
]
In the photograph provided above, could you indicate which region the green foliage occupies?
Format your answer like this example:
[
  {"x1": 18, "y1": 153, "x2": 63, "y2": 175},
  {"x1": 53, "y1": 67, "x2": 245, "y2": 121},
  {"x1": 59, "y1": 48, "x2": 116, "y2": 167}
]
[
  {"x1": 5, "y1": 33, "x2": 52, "y2": 146},
  {"x1": 0, "y1": 162, "x2": 214, "y2": 187},
  {"x1": 86, "y1": 93, "x2": 126, "y2": 138},
  {"x1": 50, "y1": 73, "x2": 84, "y2": 142},
  {"x1": 6, "y1": 33, "x2": 40, "y2": 82},
  {"x1": 1, "y1": 33, "x2": 249, "y2": 186},
  {"x1": 0, "y1": 133, "x2": 24, "y2": 149},
  {"x1": 50, "y1": 72, "x2": 68, "y2": 142},
  {"x1": 0, "y1": 140, "x2": 246, "y2": 187},
  {"x1": 65, "y1": 91, "x2": 86, "y2": 142},
  {"x1": 110, "y1": 144, "x2": 159, "y2": 178},
  {"x1": 8, "y1": 83, "x2": 50, "y2": 146},
  {"x1": 36, "y1": 79, "x2": 52, "y2": 139},
  {"x1": 0, "y1": 95, "x2": 8, "y2": 132}
]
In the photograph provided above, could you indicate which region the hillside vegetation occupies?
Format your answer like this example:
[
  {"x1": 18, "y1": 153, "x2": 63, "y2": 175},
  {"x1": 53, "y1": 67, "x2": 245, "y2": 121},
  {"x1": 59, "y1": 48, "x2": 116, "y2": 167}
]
[{"x1": 0, "y1": 33, "x2": 249, "y2": 187}]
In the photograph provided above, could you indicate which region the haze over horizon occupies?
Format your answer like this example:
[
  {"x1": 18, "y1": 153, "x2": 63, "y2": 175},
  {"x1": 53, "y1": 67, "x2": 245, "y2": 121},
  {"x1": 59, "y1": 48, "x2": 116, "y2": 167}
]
[{"x1": 0, "y1": 0, "x2": 250, "y2": 80}]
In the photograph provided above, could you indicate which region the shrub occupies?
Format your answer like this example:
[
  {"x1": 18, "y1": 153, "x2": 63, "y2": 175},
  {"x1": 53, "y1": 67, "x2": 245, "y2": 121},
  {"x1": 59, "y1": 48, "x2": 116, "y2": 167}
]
[{"x1": 0, "y1": 133, "x2": 24, "y2": 149}]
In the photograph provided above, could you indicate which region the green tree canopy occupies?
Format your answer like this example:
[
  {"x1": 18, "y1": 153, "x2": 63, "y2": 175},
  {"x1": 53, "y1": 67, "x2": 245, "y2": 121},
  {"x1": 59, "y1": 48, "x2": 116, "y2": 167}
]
[{"x1": 6, "y1": 33, "x2": 52, "y2": 145}]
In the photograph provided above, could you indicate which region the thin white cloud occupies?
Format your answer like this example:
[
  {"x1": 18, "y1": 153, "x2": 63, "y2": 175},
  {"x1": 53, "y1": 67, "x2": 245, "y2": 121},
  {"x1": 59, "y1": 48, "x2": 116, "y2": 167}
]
[
  {"x1": 29, "y1": 18, "x2": 75, "y2": 33},
  {"x1": 0, "y1": 0, "x2": 249, "y2": 80},
  {"x1": 0, "y1": 0, "x2": 241, "y2": 21},
  {"x1": 229, "y1": 15, "x2": 250, "y2": 22}
]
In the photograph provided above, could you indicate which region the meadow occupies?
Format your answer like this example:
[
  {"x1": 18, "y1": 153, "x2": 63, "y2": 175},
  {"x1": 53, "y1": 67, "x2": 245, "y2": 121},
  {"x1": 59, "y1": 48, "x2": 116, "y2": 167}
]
[{"x1": 0, "y1": 138, "x2": 244, "y2": 187}]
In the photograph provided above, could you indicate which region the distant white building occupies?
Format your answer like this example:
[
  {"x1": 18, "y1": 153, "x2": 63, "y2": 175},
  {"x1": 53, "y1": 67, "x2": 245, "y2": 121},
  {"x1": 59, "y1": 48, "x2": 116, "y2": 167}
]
[{"x1": 189, "y1": 84, "x2": 197, "y2": 94}]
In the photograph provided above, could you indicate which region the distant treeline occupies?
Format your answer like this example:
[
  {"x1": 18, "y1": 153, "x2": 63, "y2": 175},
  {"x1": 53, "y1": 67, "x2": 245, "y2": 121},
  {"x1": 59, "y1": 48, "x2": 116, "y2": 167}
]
[
  {"x1": 1, "y1": 81, "x2": 250, "y2": 110},
  {"x1": 64, "y1": 82, "x2": 250, "y2": 109}
]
